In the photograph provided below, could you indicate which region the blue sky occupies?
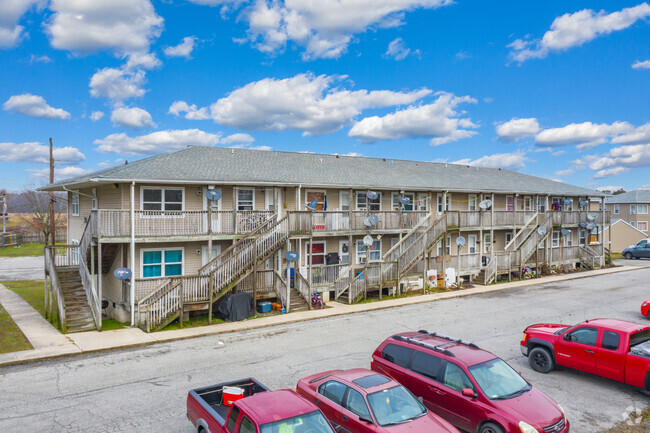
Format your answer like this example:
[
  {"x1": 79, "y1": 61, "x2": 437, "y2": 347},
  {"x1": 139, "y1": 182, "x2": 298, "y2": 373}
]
[{"x1": 1, "y1": 0, "x2": 650, "y2": 192}]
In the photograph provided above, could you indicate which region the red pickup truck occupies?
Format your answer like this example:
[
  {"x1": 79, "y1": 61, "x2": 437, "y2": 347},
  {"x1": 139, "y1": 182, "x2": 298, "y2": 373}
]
[
  {"x1": 521, "y1": 319, "x2": 650, "y2": 392},
  {"x1": 187, "y1": 378, "x2": 337, "y2": 433}
]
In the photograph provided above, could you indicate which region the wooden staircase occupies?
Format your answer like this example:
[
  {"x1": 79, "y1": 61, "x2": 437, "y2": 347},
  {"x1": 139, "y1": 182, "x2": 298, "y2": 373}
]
[
  {"x1": 288, "y1": 287, "x2": 309, "y2": 312},
  {"x1": 57, "y1": 267, "x2": 96, "y2": 333}
]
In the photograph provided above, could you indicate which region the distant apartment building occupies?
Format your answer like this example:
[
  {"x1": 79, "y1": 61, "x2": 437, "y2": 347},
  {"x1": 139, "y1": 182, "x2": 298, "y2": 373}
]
[{"x1": 606, "y1": 190, "x2": 650, "y2": 234}]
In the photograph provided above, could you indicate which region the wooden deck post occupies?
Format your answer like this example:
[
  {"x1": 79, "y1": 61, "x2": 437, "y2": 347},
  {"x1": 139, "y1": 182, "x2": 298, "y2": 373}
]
[{"x1": 208, "y1": 275, "x2": 214, "y2": 324}]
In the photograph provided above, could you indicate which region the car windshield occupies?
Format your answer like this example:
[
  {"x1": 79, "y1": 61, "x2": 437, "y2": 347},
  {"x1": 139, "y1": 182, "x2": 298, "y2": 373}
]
[
  {"x1": 366, "y1": 385, "x2": 427, "y2": 426},
  {"x1": 260, "y1": 411, "x2": 335, "y2": 433},
  {"x1": 468, "y1": 358, "x2": 531, "y2": 400}
]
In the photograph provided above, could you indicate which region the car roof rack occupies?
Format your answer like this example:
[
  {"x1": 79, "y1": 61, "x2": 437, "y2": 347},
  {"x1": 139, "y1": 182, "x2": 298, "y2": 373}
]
[
  {"x1": 392, "y1": 335, "x2": 455, "y2": 357},
  {"x1": 416, "y1": 329, "x2": 480, "y2": 350}
]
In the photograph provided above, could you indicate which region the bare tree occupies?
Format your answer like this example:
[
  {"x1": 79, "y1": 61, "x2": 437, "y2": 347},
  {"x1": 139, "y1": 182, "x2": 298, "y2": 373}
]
[{"x1": 20, "y1": 190, "x2": 65, "y2": 244}]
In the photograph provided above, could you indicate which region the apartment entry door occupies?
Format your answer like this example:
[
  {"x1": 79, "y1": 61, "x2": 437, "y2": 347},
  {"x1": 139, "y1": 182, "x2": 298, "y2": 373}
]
[
  {"x1": 202, "y1": 245, "x2": 222, "y2": 267},
  {"x1": 203, "y1": 187, "x2": 222, "y2": 233}
]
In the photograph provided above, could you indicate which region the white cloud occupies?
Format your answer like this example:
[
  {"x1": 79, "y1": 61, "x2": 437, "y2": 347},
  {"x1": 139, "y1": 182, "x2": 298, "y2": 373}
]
[
  {"x1": 535, "y1": 121, "x2": 633, "y2": 149},
  {"x1": 495, "y1": 118, "x2": 540, "y2": 142},
  {"x1": 452, "y1": 151, "x2": 527, "y2": 171},
  {"x1": 509, "y1": 3, "x2": 650, "y2": 63},
  {"x1": 593, "y1": 167, "x2": 629, "y2": 179},
  {"x1": 28, "y1": 166, "x2": 92, "y2": 181},
  {"x1": 90, "y1": 111, "x2": 105, "y2": 121},
  {"x1": 46, "y1": 0, "x2": 163, "y2": 56},
  {"x1": 0, "y1": 0, "x2": 43, "y2": 48},
  {"x1": 348, "y1": 92, "x2": 477, "y2": 145},
  {"x1": 111, "y1": 106, "x2": 155, "y2": 129},
  {"x1": 168, "y1": 100, "x2": 211, "y2": 120},
  {"x1": 220, "y1": 133, "x2": 255, "y2": 145},
  {"x1": 554, "y1": 168, "x2": 574, "y2": 177},
  {"x1": 384, "y1": 38, "x2": 411, "y2": 61},
  {"x1": 574, "y1": 143, "x2": 650, "y2": 179},
  {"x1": 90, "y1": 67, "x2": 146, "y2": 101},
  {"x1": 94, "y1": 129, "x2": 224, "y2": 155},
  {"x1": 236, "y1": 0, "x2": 453, "y2": 60},
  {"x1": 125, "y1": 52, "x2": 161, "y2": 70},
  {"x1": 3, "y1": 94, "x2": 71, "y2": 120},
  {"x1": 0, "y1": 142, "x2": 85, "y2": 164},
  {"x1": 611, "y1": 122, "x2": 650, "y2": 145},
  {"x1": 595, "y1": 185, "x2": 624, "y2": 192},
  {"x1": 210, "y1": 73, "x2": 432, "y2": 135},
  {"x1": 28, "y1": 54, "x2": 52, "y2": 63},
  {"x1": 632, "y1": 60, "x2": 650, "y2": 69},
  {"x1": 164, "y1": 36, "x2": 197, "y2": 58}
]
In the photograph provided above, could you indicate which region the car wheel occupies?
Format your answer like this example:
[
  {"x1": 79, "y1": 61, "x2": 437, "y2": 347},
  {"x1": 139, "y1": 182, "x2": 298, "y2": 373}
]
[
  {"x1": 479, "y1": 422, "x2": 505, "y2": 433},
  {"x1": 529, "y1": 347, "x2": 555, "y2": 373},
  {"x1": 625, "y1": 252, "x2": 633, "y2": 259}
]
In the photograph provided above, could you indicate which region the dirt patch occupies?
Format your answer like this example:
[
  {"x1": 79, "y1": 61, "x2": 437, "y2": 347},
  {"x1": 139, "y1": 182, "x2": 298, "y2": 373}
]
[{"x1": 604, "y1": 407, "x2": 650, "y2": 433}]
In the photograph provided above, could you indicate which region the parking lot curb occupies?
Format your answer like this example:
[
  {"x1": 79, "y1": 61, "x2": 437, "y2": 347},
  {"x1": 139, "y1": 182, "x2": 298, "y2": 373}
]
[{"x1": 0, "y1": 265, "x2": 644, "y2": 368}]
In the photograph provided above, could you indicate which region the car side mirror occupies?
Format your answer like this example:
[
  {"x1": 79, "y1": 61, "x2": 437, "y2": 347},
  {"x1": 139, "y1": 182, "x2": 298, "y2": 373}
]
[
  {"x1": 563, "y1": 333, "x2": 570, "y2": 341},
  {"x1": 462, "y1": 388, "x2": 476, "y2": 398},
  {"x1": 359, "y1": 416, "x2": 374, "y2": 424}
]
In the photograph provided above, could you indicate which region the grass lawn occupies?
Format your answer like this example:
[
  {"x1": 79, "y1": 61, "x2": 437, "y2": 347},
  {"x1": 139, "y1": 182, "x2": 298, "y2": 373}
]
[
  {"x1": 0, "y1": 303, "x2": 32, "y2": 353},
  {"x1": 1, "y1": 280, "x2": 59, "y2": 330},
  {"x1": 162, "y1": 313, "x2": 225, "y2": 331},
  {"x1": 611, "y1": 252, "x2": 624, "y2": 260},
  {"x1": 0, "y1": 242, "x2": 64, "y2": 258}
]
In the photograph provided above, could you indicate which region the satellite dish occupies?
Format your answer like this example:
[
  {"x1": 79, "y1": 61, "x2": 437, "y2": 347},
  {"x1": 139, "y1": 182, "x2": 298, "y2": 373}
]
[
  {"x1": 586, "y1": 222, "x2": 597, "y2": 231},
  {"x1": 579, "y1": 221, "x2": 588, "y2": 228},
  {"x1": 587, "y1": 213, "x2": 597, "y2": 221},
  {"x1": 205, "y1": 189, "x2": 221, "y2": 201},
  {"x1": 363, "y1": 235, "x2": 374, "y2": 247},
  {"x1": 579, "y1": 200, "x2": 589, "y2": 208},
  {"x1": 563, "y1": 198, "x2": 572, "y2": 206},
  {"x1": 560, "y1": 228, "x2": 570, "y2": 236},
  {"x1": 478, "y1": 199, "x2": 492, "y2": 210},
  {"x1": 399, "y1": 195, "x2": 411, "y2": 206},
  {"x1": 456, "y1": 236, "x2": 466, "y2": 248},
  {"x1": 537, "y1": 226, "x2": 547, "y2": 236},
  {"x1": 113, "y1": 268, "x2": 132, "y2": 281},
  {"x1": 285, "y1": 251, "x2": 299, "y2": 262},
  {"x1": 366, "y1": 191, "x2": 379, "y2": 200},
  {"x1": 363, "y1": 214, "x2": 379, "y2": 227},
  {"x1": 306, "y1": 198, "x2": 318, "y2": 211}
]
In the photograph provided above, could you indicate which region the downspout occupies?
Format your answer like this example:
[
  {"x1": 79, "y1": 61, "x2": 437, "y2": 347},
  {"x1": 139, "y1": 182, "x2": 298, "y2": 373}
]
[{"x1": 130, "y1": 181, "x2": 136, "y2": 326}]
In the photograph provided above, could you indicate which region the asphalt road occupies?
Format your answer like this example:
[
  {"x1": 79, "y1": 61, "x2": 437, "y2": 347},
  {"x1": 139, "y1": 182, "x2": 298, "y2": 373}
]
[
  {"x1": 0, "y1": 256, "x2": 44, "y2": 281},
  {"x1": 1, "y1": 267, "x2": 649, "y2": 433}
]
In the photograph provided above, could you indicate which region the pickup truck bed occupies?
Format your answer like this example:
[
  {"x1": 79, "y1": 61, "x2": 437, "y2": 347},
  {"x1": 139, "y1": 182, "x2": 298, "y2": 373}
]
[
  {"x1": 189, "y1": 378, "x2": 269, "y2": 425},
  {"x1": 630, "y1": 340, "x2": 650, "y2": 358}
]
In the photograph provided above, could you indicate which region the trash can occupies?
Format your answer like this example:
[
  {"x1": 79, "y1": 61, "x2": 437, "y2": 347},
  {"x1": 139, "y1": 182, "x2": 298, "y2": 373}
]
[{"x1": 326, "y1": 253, "x2": 339, "y2": 265}]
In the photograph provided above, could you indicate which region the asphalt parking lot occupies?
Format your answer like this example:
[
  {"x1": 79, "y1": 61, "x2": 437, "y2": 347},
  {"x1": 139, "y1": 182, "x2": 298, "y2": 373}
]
[
  {"x1": 0, "y1": 256, "x2": 44, "y2": 280},
  {"x1": 0, "y1": 267, "x2": 648, "y2": 433}
]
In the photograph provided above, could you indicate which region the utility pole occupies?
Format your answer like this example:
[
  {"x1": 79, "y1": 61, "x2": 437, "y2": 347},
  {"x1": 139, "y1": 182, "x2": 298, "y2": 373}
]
[{"x1": 49, "y1": 138, "x2": 55, "y2": 247}]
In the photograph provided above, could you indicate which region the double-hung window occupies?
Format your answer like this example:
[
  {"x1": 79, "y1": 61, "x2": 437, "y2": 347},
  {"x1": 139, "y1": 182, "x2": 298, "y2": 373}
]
[
  {"x1": 613, "y1": 204, "x2": 619, "y2": 215},
  {"x1": 468, "y1": 194, "x2": 477, "y2": 211},
  {"x1": 307, "y1": 242, "x2": 326, "y2": 265},
  {"x1": 392, "y1": 193, "x2": 414, "y2": 211},
  {"x1": 237, "y1": 189, "x2": 254, "y2": 210},
  {"x1": 142, "y1": 249, "x2": 183, "y2": 278},
  {"x1": 71, "y1": 192, "x2": 80, "y2": 216},
  {"x1": 563, "y1": 230, "x2": 573, "y2": 247},
  {"x1": 142, "y1": 188, "x2": 183, "y2": 211},
  {"x1": 630, "y1": 204, "x2": 636, "y2": 215},
  {"x1": 638, "y1": 204, "x2": 648, "y2": 214},
  {"x1": 638, "y1": 221, "x2": 648, "y2": 232},
  {"x1": 551, "y1": 231, "x2": 560, "y2": 248},
  {"x1": 356, "y1": 192, "x2": 381, "y2": 211},
  {"x1": 506, "y1": 196, "x2": 514, "y2": 211},
  {"x1": 468, "y1": 234, "x2": 477, "y2": 254},
  {"x1": 357, "y1": 239, "x2": 381, "y2": 264},
  {"x1": 538, "y1": 196, "x2": 546, "y2": 214},
  {"x1": 91, "y1": 188, "x2": 97, "y2": 210},
  {"x1": 579, "y1": 229, "x2": 587, "y2": 246}
]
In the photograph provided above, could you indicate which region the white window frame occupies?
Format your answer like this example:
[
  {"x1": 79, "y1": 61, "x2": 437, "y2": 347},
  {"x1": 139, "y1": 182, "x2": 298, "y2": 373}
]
[
  {"x1": 523, "y1": 196, "x2": 532, "y2": 211},
  {"x1": 468, "y1": 234, "x2": 477, "y2": 254},
  {"x1": 140, "y1": 247, "x2": 184, "y2": 279},
  {"x1": 506, "y1": 196, "x2": 514, "y2": 212},
  {"x1": 339, "y1": 240, "x2": 351, "y2": 265},
  {"x1": 538, "y1": 196, "x2": 546, "y2": 214},
  {"x1": 630, "y1": 204, "x2": 636, "y2": 215},
  {"x1": 140, "y1": 186, "x2": 185, "y2": 211},
  {"x1": 91, "y1": 188, "x2": 97, "y2": 210},
  {"x1": 563, "y1": 230, "x2": 573, "y2": 247},
  {"x1": 265, "y1": 189, "x2": 276, "y2": 212},
  {"x1": 565, "y1": 199, "x2": 573, "y2": 212},
  {"x1": 356, "y1": 191, "x2": 381, "y2": 211},
  {"x1": 356, "y1": 238, "x2": 381, "y2": 264},
  {"x1": 416, "y1": 193, "x2": 428, "y2": 211},
  {"x1": 392, "y1": 192, "x2": 414, "y2": 211},
  {"x1": 631, "y1": 221, "x2": 637, "y2": 228},
  {"x1": 579, "y1": 229, "x2": 587, "y2": 246},
  {"x1": 638, "y1": 204, "x2": 648, "y2": 215},
  {"x1": 613, "y1": 204, "x2": 619, "y2": 215},
  {"x1": 436, "y1": 240, "x2": 443, "y2": 257},
  {"x1": 446, "y1": 235, "x2": 452, "y2": 255},
  {"x1": 437, "y1": 194, "x2": 443, "y2": 213},
  {"x1": 468, "y1": 194, "x2": 477, "y2": 212},
  {"x1": 505, "y1": 232, "x2": 513, "y2": 247},
  {"x1": 236, "y1": 188, "x2": 255, "y2": 211},
  {"x1": 307, "y1": 241, "x2": 326, "y2": 266},
  {"x1": 638, "y1": 221, "x2": 648, "y2": 232},
  {"x1": 483, "y1": 233, "x2": 491, "y2": 254},
  {"x1": 551, "y1": 197, "x2": 561, "y2": 211},
  {"x1": 71, "y1": 191, "x2": 80, "y2": 216},
  {"x1": 339, "y1": 191, "x2": 350, "y2": 211},
  {"x1": 70, "y1": 239, "x2": 79, "y2": 265},
  {"x1": 551, "y1": 231, "x2": 560, "y2": 248}
]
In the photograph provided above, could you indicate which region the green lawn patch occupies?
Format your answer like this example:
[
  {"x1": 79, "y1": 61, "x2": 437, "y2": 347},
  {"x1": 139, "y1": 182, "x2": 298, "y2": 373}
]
[
  {"x1": 0, "y1": 242, "x2": 64, "y2": 258},
  {"x1": 102, "y1": 319, "x2": 128, "y2": 331},
  {"x1": 162, "y1": 313, "x2": 226, "y2": 331},
  {"x1": 0, "y1": 303, "x2": 32, "y2": 353},
  {"x1": 1, "y1": 280, "x2": 59, "y2": 330}
]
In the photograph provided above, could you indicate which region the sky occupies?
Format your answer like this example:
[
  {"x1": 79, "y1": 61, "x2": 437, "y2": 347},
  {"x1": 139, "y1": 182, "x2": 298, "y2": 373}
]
[{"x1": 1, "y1": 0, "x2": 650, "y2": 193}]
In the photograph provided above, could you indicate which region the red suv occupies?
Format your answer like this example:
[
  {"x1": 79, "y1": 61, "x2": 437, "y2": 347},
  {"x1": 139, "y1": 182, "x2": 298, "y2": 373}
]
[{"x1": 371, "y1": 330, "x2": 568, "y2": 433}]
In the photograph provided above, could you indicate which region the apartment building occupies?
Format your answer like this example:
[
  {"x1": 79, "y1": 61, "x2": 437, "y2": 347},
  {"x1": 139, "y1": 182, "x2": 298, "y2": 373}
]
[
  {"x1": 605, "y1": 190, "x2": 650, "y2": 234},
  {"x1": 41, "y1": 146, "x2": 609, "y2": 332}
]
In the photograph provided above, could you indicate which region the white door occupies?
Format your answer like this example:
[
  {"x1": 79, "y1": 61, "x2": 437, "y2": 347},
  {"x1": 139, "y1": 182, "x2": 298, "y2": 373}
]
[
  {"x1": 339, "y1": 240, "x2": 350, "y2": 265},
  {"x1": 201, "y1": 244, "x2": 222, "y2": 266},
  {"x1": 468, "y1": 234, "x2": 477, "y2": 254},
  {"x1": 484, "y1": 233, "x2": 492, "y2": 254},
  {"x1": 203, "y1": 187, "x2": 222, "y2": 233}
]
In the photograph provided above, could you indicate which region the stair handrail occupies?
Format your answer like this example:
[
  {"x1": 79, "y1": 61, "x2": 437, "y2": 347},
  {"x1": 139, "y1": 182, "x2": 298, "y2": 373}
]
[
  {"x1": 44, "y1": 246, "x2": 67, "y2": 333},
  {"x1": 139, "y1": 278, "x2": 182, "y2": 333},
  {"x1": 77, "y1": 211, "x2": 101, "y2": 330},
  {"x1": 382, "y1": 212, "x2": 432, "y2": 260},
  {"x1": 199, "y1": 213, "x2": 278, "y2": 275},
  {"x1": 347, "y1": 271, "x2": 367, "y2": 304},
  {"x1": 397, "y1": 212, "x2": 450, "y2": 278},
  {"x1": 483, "y1": 256, "x2": 497, "y2": 285},
  {"x1": 519, "y1": 215, "x2": 553, "y2": 265},
  {"x1": 295, "y1": 270, "x2": 312, "y2": 309},
  {"x1": 274, "y1": 271, "x2": 287, "y2": 310},
  {"x1": 505, "y1": 212, "x2": 538, "y2": 251}
]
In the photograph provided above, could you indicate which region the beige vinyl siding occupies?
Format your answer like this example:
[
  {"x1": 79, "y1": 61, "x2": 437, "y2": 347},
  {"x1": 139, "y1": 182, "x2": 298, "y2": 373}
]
[
  {"x1": 604, "y1": 221, "x2": 647, "y2": 252},
  {"x1": 103, "y1": 246, "x2": 124, "y2": 303},
  {"x1": 98, "y1": 184, "x2": 121, "y2": 209}
]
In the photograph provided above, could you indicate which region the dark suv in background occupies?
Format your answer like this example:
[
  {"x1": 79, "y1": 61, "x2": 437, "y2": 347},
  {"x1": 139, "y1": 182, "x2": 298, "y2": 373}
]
[{"x1": 371, "y1": 330, "x2": 568, "y2": 433}]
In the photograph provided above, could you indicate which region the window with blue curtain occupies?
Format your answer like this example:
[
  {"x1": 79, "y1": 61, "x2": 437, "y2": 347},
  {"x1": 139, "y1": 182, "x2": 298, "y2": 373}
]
[{"x1": 142, "y1": 249, "x2": 182, "y2": 278}]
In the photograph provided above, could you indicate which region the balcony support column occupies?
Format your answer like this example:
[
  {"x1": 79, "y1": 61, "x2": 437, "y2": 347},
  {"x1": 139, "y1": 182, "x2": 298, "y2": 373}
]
[{"x1": 130, "y1": 181, "x2": 136, "y2": 326}]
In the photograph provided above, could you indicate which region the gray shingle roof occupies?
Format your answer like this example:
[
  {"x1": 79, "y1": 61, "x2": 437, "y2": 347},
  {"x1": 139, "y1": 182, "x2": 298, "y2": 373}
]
[
  {"x1": 605, "y1": 190, "x2": 650, "y2": 204},
  {"x1": 43, "y1": 146, "x2": 603, "y2": 196}
]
